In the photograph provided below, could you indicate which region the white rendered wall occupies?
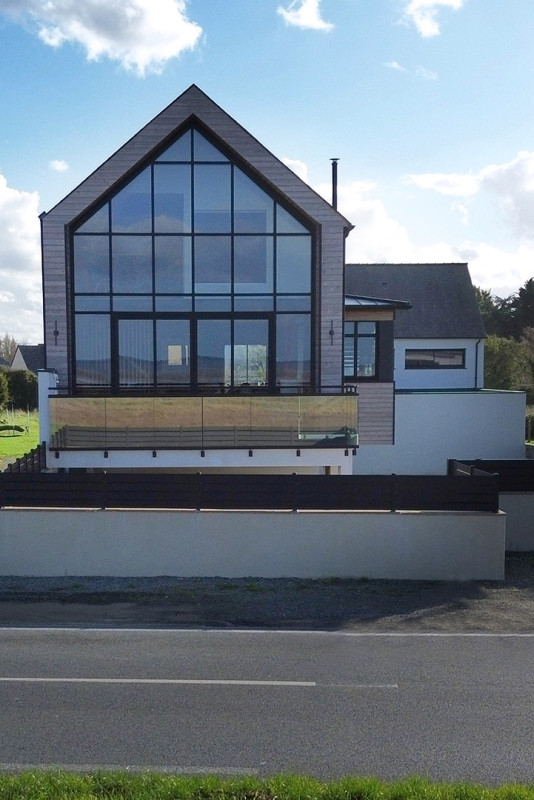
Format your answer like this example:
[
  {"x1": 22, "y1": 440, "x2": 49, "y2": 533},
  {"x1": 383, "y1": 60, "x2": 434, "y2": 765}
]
[
  {"x1": 499, "y1": 494, "x2": 534, "y2": 551},
  {"x1": 354, "y1": 390, "x2": 525, "y2": 475},
  {"x1": 0, "y1": 508, "x2": 505, "y2": 580},
  {"x1": 394, "y1": 339, "x2": 484, "y2": 390}
]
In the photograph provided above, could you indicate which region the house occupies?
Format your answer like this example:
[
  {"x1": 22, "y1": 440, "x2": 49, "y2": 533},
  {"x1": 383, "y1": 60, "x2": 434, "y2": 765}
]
[
  {"x1": 37, "y1": 84, "x2": 525, "y2": 477},
  {"x1": 10, "y1": 344, "x2": 45, "y2": 374},
  {"x1": 344, "y1": 263, "x2": 525, "y2": 474},
  {"x1": 39, "y1": 84, "x2": 358, "y2": 474}
]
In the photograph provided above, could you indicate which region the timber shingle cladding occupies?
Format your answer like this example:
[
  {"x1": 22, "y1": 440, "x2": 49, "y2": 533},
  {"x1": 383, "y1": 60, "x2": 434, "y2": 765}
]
[{"x1": 42, "y1": 85, "x2": 352, "y2": 388}]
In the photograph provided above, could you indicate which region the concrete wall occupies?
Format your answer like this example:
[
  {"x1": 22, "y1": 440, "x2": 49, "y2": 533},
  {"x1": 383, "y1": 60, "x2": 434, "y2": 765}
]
[
  {"x1": 0, "y1": 508, "x2": 505, "y2": 580},
  {"x1": 499, "y1": 494, "x2": 534, "y2": 551},
  {"x1": 354, "y1": 390, "x2": 526, "y2": 475},
  {"x1": 394, "y1": 339, "x2": 484, "y2": 390}
]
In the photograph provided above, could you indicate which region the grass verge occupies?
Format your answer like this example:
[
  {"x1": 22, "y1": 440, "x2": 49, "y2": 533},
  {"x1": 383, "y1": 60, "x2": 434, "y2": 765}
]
[
  {"x1": 0, "y1": 409, "x2": 39, "y2": 470},
  {"x1": 0, "y1": 773, "x2": 534, "y2": 800}
]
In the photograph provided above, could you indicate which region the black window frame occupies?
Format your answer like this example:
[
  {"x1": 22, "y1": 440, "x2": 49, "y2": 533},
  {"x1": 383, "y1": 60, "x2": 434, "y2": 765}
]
[
  {"x1": 404, "y1": 348, "x2": 466, "y2": 370},
  {"x1": 343, "y1": 321, "x2": 378, "y2": 381}
]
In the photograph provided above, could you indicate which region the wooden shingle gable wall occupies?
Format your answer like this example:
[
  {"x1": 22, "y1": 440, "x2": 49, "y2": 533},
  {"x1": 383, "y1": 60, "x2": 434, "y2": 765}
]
[{"x1": 42, "y1": 84, "x2": 351, "y2": 387}]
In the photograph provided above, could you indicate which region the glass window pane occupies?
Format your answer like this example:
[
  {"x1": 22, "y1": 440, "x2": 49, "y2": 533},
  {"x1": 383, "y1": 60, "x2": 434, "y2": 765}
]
[
  {"x1": 112, "y1": 236, "x2": 152, "y2": 293},
  {"x1": 111, "y1": 168, "x2": 152, "y2": 233},
  {"x1": 234, "y1": 236, "x2": 273, "y2": 293},
  {"x1": 193, "y1": 130, "x2": 228, "y2": 162},
  {"x1": 276, "y1": 204, "x2": 309, "y2": 234},
  {"x1": 358, "y1": 322, "x2": 376, "y2": 335},
  {"x1": 155, "y1": 236, "x2": 192, "y2": 293},
  {"x1": 76, "y1": 204, "x2": 109, "y2": 233},
  {"x1": 156, "y1": 130, "x2": 191, "y2": 161},
  {"x1": 233, "y1": 320, "x2": 268, "y2": 386},
  {"x1": 344, "y1": 339, "x2": 355, "y2": 378},
  {"x1": 118, "y1": 319, "x2": 153, "y2": 387},
  {"x1": 276, "y1": 236, "x2": 312, "y2": 293},
  {"x1": 194, "y1": 295, "x2": 231, "y2": 311},
  {"x1": 194, "y1": 165, "x2": 231, "y2": 232},
  {"x1": 112, "y1": 296, "x2": 152, "y2": 311},
  {"x1": 194, "y1": 236, "x2": 231, "y2": 292},
  {"x1": 276, "y1": 315, "x2": 311, "y2": 388},
  {"x1": 73, "y1": 236, "x2": 110, "y2": 293},
  {"x1": 357, "y1": 337, "x2": 376, "y2": 377},
  {"x1": 233, "y1": 296, "x2": 273, "y2": 311},
  {"x1": 75, "y1": 296, "x2": 110, "y2": 312},
  {"x1": 154, "y1": 165, "x2": 191, "y2": 232},
  {"x1": 197, "y1": 319, "x2": 231, "y2": 385},
  {"x1": 157, "y1": 320, "x2": 190, "y2": 386},
  {"x1": 234, "y1": 168, "x2": 274, "y2": 233},
  {"x1": 276, "y1": 295, "x2": 311, "y2": 311},
  {"x1": 75, "y1": 314, "x2": 110, "y2": 386},
  {"x1": 155, "y1": 296, "x2": 192, "y2": 311}
]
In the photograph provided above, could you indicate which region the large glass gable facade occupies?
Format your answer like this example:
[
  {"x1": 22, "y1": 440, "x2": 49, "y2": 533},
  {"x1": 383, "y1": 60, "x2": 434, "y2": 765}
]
[{"x1": 72, "y1": 127, "x2": 314, "y2": 393}]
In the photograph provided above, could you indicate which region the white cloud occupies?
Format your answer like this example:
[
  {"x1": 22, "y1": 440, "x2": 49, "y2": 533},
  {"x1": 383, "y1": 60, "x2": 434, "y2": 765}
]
[
  {"x1": 0, "y1": 172, "x2": 42, "y2": 343},
  {"x1": 403, "y1": 0, "x2": 464, "y2": 37},
  {"x1": 277, "y1": 0, "x2": 334, "y2": 31},
  {"x1": 282, "y1": 157, "x2": 309, "y2": 182},
  {"x1": 311, "y1": 176, "x2": 534, "y2": 299},
  {"x1": 405, "y1": 151, "x2": 534, "y2": 241},
  {"x1": 50, "y1": 159, "x2": 69, "y2": 172},
  {"x1": 0, "y1": 0, "x2": 202, "y2": 76},
  {"x1": 415, "y1": 65, "x2": 438, "y2": 80},
  {"x1": 384, "y1": 61, "x2": 406, "y2": 72}
]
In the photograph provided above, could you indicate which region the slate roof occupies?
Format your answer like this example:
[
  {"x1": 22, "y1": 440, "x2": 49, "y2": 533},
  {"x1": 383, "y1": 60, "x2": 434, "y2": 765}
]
[
  {"x1": 0, "y1": 356, "x2": 9, "y2": 368},
  {"x1": 345, "y1": 263, "x2": 486, "y2": 339},
  {"x1": 12, "y1": 344, "x2": 45, "y2": 373}
]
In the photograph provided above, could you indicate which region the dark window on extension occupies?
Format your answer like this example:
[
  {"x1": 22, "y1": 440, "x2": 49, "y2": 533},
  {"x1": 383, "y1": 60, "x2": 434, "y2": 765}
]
[{"x1": 405, "y1": 348, "x2": 466, "y2": 369}]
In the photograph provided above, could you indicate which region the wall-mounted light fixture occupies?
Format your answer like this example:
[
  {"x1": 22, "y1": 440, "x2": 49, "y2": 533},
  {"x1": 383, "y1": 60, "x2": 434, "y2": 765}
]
[
  {"x1": 53, "y1": 320, "x2": 59, "y2": 346},
  {"x1": 329, "y1": 321, "x2": 335, "y2": 345}
]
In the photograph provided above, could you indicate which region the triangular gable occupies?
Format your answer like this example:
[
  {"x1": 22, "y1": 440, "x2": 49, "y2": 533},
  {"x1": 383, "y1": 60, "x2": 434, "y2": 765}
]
[{"x1": 44, "y1": 84, "x2": 352, "y2": 231}]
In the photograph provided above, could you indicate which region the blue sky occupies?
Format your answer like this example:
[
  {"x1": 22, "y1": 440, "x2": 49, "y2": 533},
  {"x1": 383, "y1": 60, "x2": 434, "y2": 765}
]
[{"x1": 1, "y1": 0, "x2": 534, "y2": 342}]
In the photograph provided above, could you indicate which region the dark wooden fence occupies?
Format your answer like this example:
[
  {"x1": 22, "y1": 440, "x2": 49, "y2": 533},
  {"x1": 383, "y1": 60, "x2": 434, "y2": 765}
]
[
  {"x1": 0, "y1": 471, "x2": 499, "y2": 512},
  {"x1": 449, "y1": 459, "x2": 534, "y2": 493},
  {"x1": 4, "y1": 444, "x2": 46, "y2": 474}
]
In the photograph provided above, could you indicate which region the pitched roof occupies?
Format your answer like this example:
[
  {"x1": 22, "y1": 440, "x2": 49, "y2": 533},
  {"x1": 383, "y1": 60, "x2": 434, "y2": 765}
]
[
  {"x1": 12, "y1": 344, "x2": 45, "y2": 373},
  {"x1": 345, "y1": 263, "x2": 486, "y2": 339},
  {"x1": 44, "y1": 84, "x2": 352, "y2": 232},
  {"x1": 0, "y1": 356, "x2": 9, "y2": 367}
]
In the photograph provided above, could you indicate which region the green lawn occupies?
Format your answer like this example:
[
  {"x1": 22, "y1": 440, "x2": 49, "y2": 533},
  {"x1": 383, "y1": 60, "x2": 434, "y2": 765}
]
[
  {"x1": 0, "y1": 409, "x2": 39, "y2": 471},
  {"x1": 0, "y1": 774, "x2": 533, "y2": 800}
]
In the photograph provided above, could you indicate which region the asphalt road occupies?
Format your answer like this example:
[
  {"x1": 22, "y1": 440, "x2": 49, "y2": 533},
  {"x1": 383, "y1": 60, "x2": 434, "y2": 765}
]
[{"x1": 1, "y1": 628, "x2": 534, "y2": 783}]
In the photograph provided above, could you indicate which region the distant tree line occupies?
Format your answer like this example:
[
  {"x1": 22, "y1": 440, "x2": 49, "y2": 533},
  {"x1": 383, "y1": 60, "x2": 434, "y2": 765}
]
[{"x1": 475, "y1": 279, "x2": 534, "y2": 401}]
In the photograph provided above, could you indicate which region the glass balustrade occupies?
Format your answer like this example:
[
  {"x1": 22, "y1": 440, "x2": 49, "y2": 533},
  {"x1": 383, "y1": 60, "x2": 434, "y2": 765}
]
[{"x1": 49, "y1": 393, "x2": 358, "y2": 450}]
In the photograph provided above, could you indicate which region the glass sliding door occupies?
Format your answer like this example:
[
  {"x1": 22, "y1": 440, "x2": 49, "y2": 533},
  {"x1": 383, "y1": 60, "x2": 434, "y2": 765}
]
[
  {"x1": 118, "y1": 318, "x2": 153, "y2": 388},
  {"x1": 232, "y1": 319, "x2": 268, "y2": 388}
]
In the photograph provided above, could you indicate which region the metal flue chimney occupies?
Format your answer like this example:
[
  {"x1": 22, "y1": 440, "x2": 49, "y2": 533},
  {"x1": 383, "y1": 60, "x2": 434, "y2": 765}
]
[{"x1": 330, "y1": 158, "x2": 339, "y2": 210}]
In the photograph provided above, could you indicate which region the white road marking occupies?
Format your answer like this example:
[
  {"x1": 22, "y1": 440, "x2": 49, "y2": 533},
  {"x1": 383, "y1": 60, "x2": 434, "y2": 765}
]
[
  {"x1": 0, "y1": 763, "x2": 258, "y2": 775},
  {"x1": 0, "y1": 677, "x2": 398, "y2": 688},
  {"x1": 0, "y1": 677, "x2": 315, "y2": 687}
]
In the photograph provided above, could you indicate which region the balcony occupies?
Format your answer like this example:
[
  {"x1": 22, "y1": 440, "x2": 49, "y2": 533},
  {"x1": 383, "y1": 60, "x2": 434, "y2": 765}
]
[{"x1": 48, "y1": 393, "x2": 358, "y2": 451}]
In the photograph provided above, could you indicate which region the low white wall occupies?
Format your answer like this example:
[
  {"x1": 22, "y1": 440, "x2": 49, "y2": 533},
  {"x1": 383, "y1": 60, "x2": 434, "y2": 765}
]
[
  {"x1": 354, "y1": 390, "x2": 526, "y2": 475},
  {"x1": 0, "y1": 508, "x2": 505, "y2": 580},
  {"x1": 499, "y1": 494, "x2": 534, "y2": 551}
]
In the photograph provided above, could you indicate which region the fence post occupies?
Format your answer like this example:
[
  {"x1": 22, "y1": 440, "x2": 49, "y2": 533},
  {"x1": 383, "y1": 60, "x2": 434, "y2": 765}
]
[
  {"x1": 196, "y1": 471, "x2": 202, "y2": 511},
  {"x1": 390, "y1": 473, "x2": 396, "y2": 513},
  {"x1": 292, "y1": 472, "x2": 298, "y2": 512}
]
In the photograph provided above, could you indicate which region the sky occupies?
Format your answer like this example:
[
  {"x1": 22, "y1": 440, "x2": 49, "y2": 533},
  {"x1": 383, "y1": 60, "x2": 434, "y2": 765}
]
[{"x1": 1, "y1": 0, "x2": 534, "y2": 342}]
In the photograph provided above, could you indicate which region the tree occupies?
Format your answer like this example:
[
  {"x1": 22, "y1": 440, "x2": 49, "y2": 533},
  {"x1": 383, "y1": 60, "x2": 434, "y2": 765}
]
[
  {"x1": 484, "y1": 335, "x2": 529, "y2": 390},
  {"x1": 4, "y1": 370, "x2": 38, "y2": 410},
  {"x1": 0, "y1": 333, "x2": 18, "y2": 363},
  {"x1": 0, "y1": 370, "x2": 8, "y2": 411}
]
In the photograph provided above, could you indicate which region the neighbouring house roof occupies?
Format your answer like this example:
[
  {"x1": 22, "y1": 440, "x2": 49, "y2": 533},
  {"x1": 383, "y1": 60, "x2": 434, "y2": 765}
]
[
  {"x1": 345, "y1": 263, "x2": 486, "y2": 339},
  {"x1": 0, "y1": 356, "x2": 9, "y2": 367},
  {"x1": 11, "y1": 344, "x2": 45, "y2": 374}
]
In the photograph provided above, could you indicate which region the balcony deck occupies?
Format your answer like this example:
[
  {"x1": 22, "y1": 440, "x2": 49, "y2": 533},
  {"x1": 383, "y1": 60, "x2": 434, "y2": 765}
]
[{"x1": 49, "y1": 393, "x2": 358, "y2": 451}]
